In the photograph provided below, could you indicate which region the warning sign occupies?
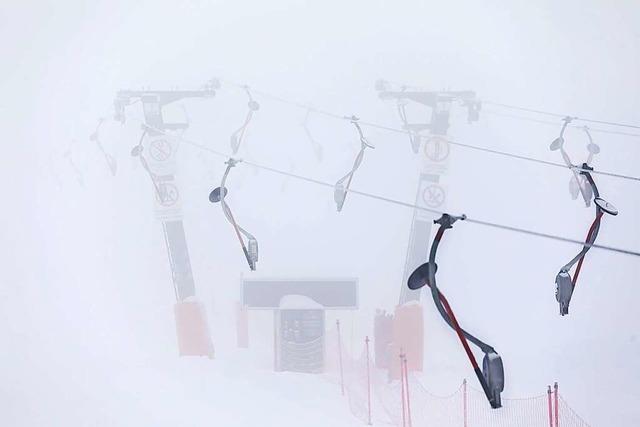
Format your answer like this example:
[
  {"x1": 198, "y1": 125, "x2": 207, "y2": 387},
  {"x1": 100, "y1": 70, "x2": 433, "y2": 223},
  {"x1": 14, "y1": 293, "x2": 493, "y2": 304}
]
[
  {"x1": 147, "y1": 135, "x2": 178, "y2": 176},
  {"x1": 150, "y1": 139, "x2": 173, "y2": 162},
  {"x1": 154, "y1": 176, "x2": 182, "y2": 220},
  {"x1": 156, "y1": 182, "x2": 179, "y2": 207},
  {"x1": 422, "y1": 184, "x2": 446, "y2": 208},
  {"x1": 423, "y1": 136, "x2": 450, "y2": 162},
  {"x1": 415, "y1": 175, "x2": 447, "y2": 221}
]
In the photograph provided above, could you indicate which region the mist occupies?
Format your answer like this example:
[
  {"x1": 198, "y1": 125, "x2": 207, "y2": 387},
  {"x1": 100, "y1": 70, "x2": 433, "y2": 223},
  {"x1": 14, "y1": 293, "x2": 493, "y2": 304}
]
[{"x1": 1, "y1": 0, "x2": 639, "y2": 426}]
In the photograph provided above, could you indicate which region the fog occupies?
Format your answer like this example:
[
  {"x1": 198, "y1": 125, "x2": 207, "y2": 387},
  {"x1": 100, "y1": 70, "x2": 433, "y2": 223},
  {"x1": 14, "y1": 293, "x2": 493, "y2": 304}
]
[{"x1": 1, "y1": 0, "x2": 639, "y2": 426}]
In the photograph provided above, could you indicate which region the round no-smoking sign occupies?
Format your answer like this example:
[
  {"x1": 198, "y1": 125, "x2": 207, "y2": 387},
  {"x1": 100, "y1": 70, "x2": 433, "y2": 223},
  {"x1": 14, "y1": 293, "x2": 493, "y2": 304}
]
[
  {"x1": 422, "y1": 184, "x2": 445, "y2": 208},
  {"x1": 150, "y1": 139, "x2": 173, "y2": 162}
]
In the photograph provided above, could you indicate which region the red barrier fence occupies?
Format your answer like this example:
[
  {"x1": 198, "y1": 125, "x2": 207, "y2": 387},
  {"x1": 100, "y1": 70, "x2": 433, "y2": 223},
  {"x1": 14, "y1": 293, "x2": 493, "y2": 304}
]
[{"x1": 325, "y1": 332, "x2": 591, "y2": 427}]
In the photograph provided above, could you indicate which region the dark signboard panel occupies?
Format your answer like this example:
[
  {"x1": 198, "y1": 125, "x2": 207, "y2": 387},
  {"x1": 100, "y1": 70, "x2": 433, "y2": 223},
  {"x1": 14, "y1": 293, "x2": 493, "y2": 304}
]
[
  {"x1": 242, "y1": 278, "x2": 358, "y2": 309},
  {"x1": 275, "y1": 309, "x2": 324, "y2": 373}
]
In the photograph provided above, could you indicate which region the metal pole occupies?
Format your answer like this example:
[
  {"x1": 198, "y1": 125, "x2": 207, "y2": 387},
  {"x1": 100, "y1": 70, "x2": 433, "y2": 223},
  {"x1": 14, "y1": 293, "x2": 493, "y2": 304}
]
[
  {"x1": 365, "y1": 336, "x2": 372, "y2": 425},
  {"x1": 337, "y1": 320, "x2": 345, "y2": 395},
  {"x1": 547, "y1": 386, "x2": 553, "y2": 427},
  {"x1": 400, "y1": 351, "x2": 407, "y2": 427},
  {"x1": 463, "y1": 379, "x2": 468, "y2": 427},
  {"x1": 554, "y1": 382, "x2": 559, "y2": 427},
  {"x1": 403, "y1": 354, "x2": 413, "y2": 427}
]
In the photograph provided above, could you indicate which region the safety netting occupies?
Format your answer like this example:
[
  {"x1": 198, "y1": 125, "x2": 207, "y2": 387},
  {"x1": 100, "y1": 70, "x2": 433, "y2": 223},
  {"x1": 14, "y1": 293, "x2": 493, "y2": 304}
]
[
  {"x1": 556, "y1": 395, "x2": 592, "y2": 427},
  {"x1": 466, "y1": 385, "x2": 549, "y2": 427},
  {"x1": 325, "y1": 332, "x2": 590, "y2": 427}
]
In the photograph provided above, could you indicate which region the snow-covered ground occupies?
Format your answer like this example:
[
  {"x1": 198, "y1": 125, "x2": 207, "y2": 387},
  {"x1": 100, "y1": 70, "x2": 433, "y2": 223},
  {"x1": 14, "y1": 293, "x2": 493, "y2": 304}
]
[{"x1": 2, "y1": 348, "x2": 362, "y2": 427}]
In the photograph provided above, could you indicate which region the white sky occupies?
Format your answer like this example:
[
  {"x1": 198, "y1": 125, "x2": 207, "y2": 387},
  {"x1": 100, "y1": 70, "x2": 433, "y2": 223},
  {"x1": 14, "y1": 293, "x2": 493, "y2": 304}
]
[{"x1": 1, "y1": 0, "x2": 639, "y2": 425}]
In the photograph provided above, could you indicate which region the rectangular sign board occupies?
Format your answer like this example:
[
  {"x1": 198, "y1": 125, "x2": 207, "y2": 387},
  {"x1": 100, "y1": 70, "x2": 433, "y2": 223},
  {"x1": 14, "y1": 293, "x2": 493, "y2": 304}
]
[{"x1": 242, "y1": 278, "x2": 358, "y2": 309}]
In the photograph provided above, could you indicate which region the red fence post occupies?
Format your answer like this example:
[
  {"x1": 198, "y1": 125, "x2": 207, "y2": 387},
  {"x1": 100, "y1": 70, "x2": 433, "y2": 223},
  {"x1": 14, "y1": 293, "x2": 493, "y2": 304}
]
[
  {"x1": 337, "y1": 320, "x2": 345, "y2": 395},
  {"x1": 365, "y1": 336, "x2": 372, "y2": 425},
  {"x1": 547, "y1": 386, "x2": 553, "y2": 427},
  {"x1": 403, "y1": 354, "x2": 413, "y2": 427},
  {"x1": 463, "y1": 379, "x2": 468, "y2": 427},
  {"x1": 554, "y1": 382, "x2": 559, "y2": 427},
  {"x1": 400, "y1": 351, "x2": 407, "y2": 427}
]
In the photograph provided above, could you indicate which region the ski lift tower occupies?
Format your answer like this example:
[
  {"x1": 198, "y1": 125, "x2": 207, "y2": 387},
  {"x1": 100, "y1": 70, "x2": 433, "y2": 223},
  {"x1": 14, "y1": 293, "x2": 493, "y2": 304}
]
[
  {"x1": 373, "y1": 83, "x2": 479, "y2": 375},
  {"x1": 114, "y1": 81, "x2": 218, "y2": 357},
  {"x1": 376, "y1": 82, "x2": 480, "y2": 304}
]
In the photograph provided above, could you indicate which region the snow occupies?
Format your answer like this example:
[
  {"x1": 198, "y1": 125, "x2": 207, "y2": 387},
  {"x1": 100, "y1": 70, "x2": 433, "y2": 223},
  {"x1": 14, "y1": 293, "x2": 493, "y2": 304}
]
[
  {"x1": 1, "y1": 349, "x2": 362, "y2": 427},
  {"x1": 2, "y1": 1, "x2": 640, "y2": 426},
  {"x1": 279, "y1": 294, "x2": 324, "y2": 310}
]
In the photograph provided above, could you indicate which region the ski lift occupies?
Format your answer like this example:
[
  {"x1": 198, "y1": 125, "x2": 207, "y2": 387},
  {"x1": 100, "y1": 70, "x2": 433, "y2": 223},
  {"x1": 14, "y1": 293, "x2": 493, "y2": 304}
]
[
  {"x1": 130, "y1": 145, "x2": 143, "y2": 157},
  {"x1": 407, "y1": 213, "x2": 504, "y2": 409},
  {"x1": 397, "y1": 97, "x2": 425, "y2": 153},
  {"x1": 375, "y1": 81, "x2": 424, "y2": 153},
  {"x1": 334, "y1": 116, "x2": 374, "y2": 212},
  {"x1": 483, "y1": 351, "x2": 504, "y2": 408},
  {"x1": 230, "y1": 86, "x2": 260, "y2": 154},
  {"x1": 209, "y1": 158, "x2": 259, "y2": 271},
  {"x1": 208, "y1": 186, "x2": 227, "y2": 202},
  {"x1": 554, "y1": 162, "x2": 618, "y2": 315},
  {"x1": 90, "y1": 118, "x2": 118, "y2": 176},
  {"x1": 129, "y1": 129, "x2": 165, "y2": 202},
  {"x1": 550, "y1": 118, "x2": 601, "y2": 206},
  {"x1": 567, "y1": 126, "x2": 600, "y2": 201}
]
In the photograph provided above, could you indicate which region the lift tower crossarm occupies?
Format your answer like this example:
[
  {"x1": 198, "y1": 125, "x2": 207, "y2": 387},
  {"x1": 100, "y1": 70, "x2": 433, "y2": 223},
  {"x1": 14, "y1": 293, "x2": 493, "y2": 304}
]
[
  {"x1": 378, "y1": 90, "x2": 477, "y2": 107},
  {"x1": 114, "y1": 88, "x2": 216, "y2": 130}
]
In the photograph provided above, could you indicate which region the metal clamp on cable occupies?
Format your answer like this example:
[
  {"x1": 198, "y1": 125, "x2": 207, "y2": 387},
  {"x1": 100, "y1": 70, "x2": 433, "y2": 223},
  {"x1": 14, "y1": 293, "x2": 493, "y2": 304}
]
[
  {"x1": 407, "y1": 213, "x2": 504, "y2": 409},
  {"x1": 334, "y1": 116, "x2": 374, "y2": 212},
  {"x1": 209, "y1": 158, "x2": 259, "y2": 270},
  {"x1": 554, "y1": 162, "x2": 618, "y2": 315},
  {"x1": 550, "y1": 118, "x2": 601, "y2": 206},
  {"x1": 230, "y1": 86, "x2": 260, "y2": 154},
  {"x1": 130, "y1": 128, "x2": 166, "y2": 202}
]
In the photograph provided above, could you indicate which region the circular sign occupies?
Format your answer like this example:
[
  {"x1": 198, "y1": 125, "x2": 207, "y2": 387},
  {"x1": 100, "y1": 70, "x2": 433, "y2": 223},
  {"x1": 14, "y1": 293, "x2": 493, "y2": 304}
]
[
  {"x1": 422, "y1": 184, "x2": 446, "y2": 208},
  {"x1": 424, "y1": 136, "x2": 450, "y2": 162},
  {"x1": 156, "y1": 182, "x2": 179, "y2": 207},
  {"x1": 149, "y1": 139, "x2": 173, "y2": 162}
]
